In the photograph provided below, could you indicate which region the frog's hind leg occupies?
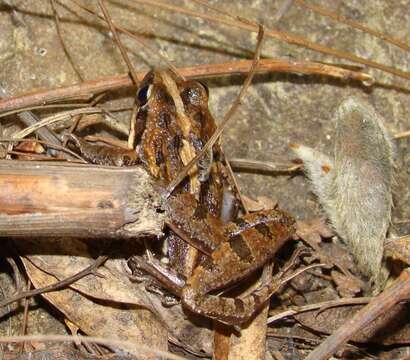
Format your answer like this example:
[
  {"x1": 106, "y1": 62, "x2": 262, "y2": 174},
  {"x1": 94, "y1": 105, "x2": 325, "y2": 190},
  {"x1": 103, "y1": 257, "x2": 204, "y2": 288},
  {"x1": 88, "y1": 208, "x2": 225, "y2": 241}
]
[
  {"x1": 180, "y1": 209, "x2": 295, "y2": 325},
  {"x1": 182, "y1": 247, "x2": 312, "y2": 326},
  {"x1": 181, "y1": 271, "x2": 282, "y2": 326}
]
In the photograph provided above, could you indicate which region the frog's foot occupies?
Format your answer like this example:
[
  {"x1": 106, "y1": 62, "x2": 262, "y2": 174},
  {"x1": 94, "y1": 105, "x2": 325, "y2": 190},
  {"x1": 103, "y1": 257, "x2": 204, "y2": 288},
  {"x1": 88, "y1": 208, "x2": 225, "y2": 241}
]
[
  {"x1": 125, "y1": 257, "x2": 152, "y2": 283},
  {"x1": 161, "y1": 293, "x2": 181, "y2": 307},
  {"x1": 181, "y1": 278, "x2": 283, "y2": 327},
  {"x1": 128, "y1": 255, "x2": 186, "y2": 298},
  {"x1": 144, "y1": 279, "x2": 181, "y2": 307}
]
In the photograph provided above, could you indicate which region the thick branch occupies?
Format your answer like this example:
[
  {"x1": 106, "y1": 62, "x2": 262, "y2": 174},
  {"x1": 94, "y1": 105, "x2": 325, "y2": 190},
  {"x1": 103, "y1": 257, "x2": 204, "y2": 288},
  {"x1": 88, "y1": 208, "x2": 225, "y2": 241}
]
[{"x1": 0, "y1": 160, "x2": 164, "y2": 238}]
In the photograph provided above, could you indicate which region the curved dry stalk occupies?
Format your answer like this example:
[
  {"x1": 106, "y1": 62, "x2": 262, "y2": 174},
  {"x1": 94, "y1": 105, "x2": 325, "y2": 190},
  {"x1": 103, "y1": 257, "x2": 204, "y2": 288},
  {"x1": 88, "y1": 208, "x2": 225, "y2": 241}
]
[
  {"x1": 267, "y1": 297, "x2": 371, "y2": 324},
  {"x1": 0, "y1": 87, "x2": 62, "y2": 148},
  {"x1": 0, "y1": 256, "x2": 108, "y2": 309},
  {"x1": 0, "y1": 334, "x2": 186, "y2": 360},
  {"x1": 294, "y1": 0, "x2": 410, "y2": 53},
  {"x1": 0, "y1": 103, "x2": 86, "y2": 119},
  {"x1": 0, "y1": 59, "x2": 372, "y2": 114},
  {"x1": 165, "y1": 25, "x2": 265, "y2": 196},
  {"x1": 12, "y1": 108, "x2": 103, "y2": 139}
]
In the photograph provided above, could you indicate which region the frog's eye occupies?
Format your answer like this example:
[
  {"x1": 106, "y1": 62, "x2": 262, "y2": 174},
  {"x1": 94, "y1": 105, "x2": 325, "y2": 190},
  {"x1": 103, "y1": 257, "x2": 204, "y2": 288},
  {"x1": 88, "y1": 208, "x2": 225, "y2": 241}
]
[
  {"x1": 136, "y1": 84, "x2": 152, "y2": 105},
  {"x1": 181, "y1": 87, "x2": 199, "y2": 106}
]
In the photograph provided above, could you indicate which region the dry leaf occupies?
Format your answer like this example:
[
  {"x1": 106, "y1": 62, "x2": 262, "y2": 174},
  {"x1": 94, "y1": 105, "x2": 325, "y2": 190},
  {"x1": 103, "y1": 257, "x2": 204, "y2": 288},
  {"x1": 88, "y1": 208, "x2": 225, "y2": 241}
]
[
  {"x1": 15, "y1": 141, "x2": 45, "y2": 153},
  {"x1": 22, "y1": 259, "x2": 168, "y2": 359},
  {"x1": 18, "y1": 238, "x2": 212, "y2": 355},
  {"x1": 296, "y1": 218, "x2": 334, "y2": 245},
  {"x1": 385, "y1": 235, "x2": 410, "y2": 265},
  {"x1": 331, "y1": 270, "x2": 362, "y2": 298}
]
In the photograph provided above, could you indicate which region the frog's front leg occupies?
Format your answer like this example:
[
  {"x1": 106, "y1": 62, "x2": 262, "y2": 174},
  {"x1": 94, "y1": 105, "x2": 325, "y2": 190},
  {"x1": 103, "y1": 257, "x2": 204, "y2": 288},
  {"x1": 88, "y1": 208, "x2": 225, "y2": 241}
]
[
  {"x1": 65, "y1": 133, "x2": 138, "y2": 166},
  {"x1": 128, "y1": 254, "x2": 186, "y2": 298},
  {"x1": 180, "y1": 209, "x2": 295, "y2": 325}
]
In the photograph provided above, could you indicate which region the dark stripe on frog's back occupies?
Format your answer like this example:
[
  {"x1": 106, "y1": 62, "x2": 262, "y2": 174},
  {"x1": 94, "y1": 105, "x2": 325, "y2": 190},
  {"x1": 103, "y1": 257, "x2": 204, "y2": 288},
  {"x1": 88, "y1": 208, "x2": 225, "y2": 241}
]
[
  {"x1": 155, "y1": 147, "x2": 164, "y2": 166},
  {"x1": 254, "y1": 223, "x2": 271, "y2": 238},
  {"x1": 228, "y1": 234, "x2": 254, "y2": 263},
  {"x1": 168, "y1": 133, "x2": 182, "y2": 153},
  {"x1": 234, "y1": 297, "x2": 245, "y2": 313},
  {"x1": 158, "y1": 111, "x2": 172, "y2": 129},
  {"x1": 135, "y1": 106, "x2": 148, "y2": 145},
  {"x1": 193, "y1": 112, "x2": 205, "y2": 127}
]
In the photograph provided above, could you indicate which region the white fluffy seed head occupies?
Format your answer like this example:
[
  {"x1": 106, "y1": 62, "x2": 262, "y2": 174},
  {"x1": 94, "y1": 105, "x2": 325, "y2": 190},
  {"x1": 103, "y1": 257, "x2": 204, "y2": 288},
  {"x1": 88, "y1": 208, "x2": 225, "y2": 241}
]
[{"x1": 291, "y1": 98, "x2": 394, "y2": 289}]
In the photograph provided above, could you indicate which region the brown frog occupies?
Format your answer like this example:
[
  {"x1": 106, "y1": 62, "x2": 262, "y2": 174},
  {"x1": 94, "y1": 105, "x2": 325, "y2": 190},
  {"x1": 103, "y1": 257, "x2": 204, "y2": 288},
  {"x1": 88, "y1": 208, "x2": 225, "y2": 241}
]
[
  {"x1": 132, "y1": 70, "x2": 295, "y2": 325},
  {"x1": 71, "y1": 70, "x2": 295, "y2": 325},
  {"x1": 134, "y1": 70, "x2": 242, "y2": 280}
]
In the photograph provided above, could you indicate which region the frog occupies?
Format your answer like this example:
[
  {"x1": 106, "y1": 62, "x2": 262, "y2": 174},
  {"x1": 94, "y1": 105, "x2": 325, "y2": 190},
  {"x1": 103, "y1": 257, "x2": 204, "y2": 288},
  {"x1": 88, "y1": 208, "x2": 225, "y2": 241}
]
[
  {"x1": 133, "y1": 69, "x2": 241, "y2": 280},
  {"x1": 132, "y1": 70, "x2": 296, "y2": 325},
  {"x1": 69, "y1": 69, "x2": 295, "y2": 326}
]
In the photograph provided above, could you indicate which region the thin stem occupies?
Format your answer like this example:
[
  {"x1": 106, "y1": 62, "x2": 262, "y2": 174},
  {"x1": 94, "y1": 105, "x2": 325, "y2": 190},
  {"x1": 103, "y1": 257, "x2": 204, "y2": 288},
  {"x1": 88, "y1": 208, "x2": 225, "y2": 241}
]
[
  {"x1": 50, "y1": 0, "x2": 84, "y2": 81},
  {"x1": 295, "y1": 0, "x2": 410, "y2": 53},
  {"x1": 97, "y1": 0, "x2": 139, "y2": 85},
  {"x1": 0, "y1": 59, "x2": 372, "y2": 114},
  {"x1": 129, "y1": 0, "x2": 410, "y2": 80},
  {"x1": 165, "y1": 26, "x2": 266, "y2": 196},
  {"x1": 0, "y1": 256, "x2": 108, "y2": 308}
]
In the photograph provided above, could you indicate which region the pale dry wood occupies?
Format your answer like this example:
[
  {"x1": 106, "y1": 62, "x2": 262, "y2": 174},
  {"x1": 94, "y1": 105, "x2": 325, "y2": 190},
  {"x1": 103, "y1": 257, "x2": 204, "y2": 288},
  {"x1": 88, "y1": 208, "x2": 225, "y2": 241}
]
[
  {"x1": 228, "y1": 263, "x2": 274, "y2": 360},
  {"x1": 0, "y1": 161, "x2": 164, "y2": 238}
]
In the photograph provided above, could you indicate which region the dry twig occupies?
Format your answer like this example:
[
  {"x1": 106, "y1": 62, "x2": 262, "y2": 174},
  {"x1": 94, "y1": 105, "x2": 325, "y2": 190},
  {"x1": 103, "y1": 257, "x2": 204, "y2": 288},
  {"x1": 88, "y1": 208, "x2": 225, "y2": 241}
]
[
  {"x1": 294, "y1": 0, "x2": 410, "y2": 53},
  {"x1": 129, "y1": 0, "x2": 409, "y2": 80},
  {"x1": 0, "y1": 256, "x2": 108, "y2": 309},
  {"x1": 305, "y1": 270, "x2": 410, "y2": 360},
  {"x1": 0, "y1": 59, "x2": 372, "y2": 114},
  {"x1": 165, "y1": 25, "x2": 266, "y2": 196},
  {"x1": 0, "y1": 334, "x2": 186, "y2": 360}
]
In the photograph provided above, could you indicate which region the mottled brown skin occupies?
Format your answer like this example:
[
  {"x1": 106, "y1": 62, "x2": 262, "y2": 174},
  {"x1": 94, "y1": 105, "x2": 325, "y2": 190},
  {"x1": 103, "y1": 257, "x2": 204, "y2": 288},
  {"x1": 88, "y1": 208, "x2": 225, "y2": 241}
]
[
  {"x1": 69, "y1": 70, "x2": 233, "y2": 277},
  {"x1": 135, "y1": 70, "x2": 238, "y2": 278},
  {"x1": 166, "y1": 194, "x2": 295, "y2": 325},
  {"x1": 70, "y1": 70, "x2": 296, "y2": 325},
  {"x1": 134, "y1": 71, "x2": 296, "y2": 325}
]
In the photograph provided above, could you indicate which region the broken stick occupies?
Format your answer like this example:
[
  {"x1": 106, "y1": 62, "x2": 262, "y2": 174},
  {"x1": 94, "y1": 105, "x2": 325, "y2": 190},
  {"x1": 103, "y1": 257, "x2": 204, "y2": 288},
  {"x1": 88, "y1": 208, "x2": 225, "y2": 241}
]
[{"x1": 0, "y1": 160, "x2": 164, "y2": 238}]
